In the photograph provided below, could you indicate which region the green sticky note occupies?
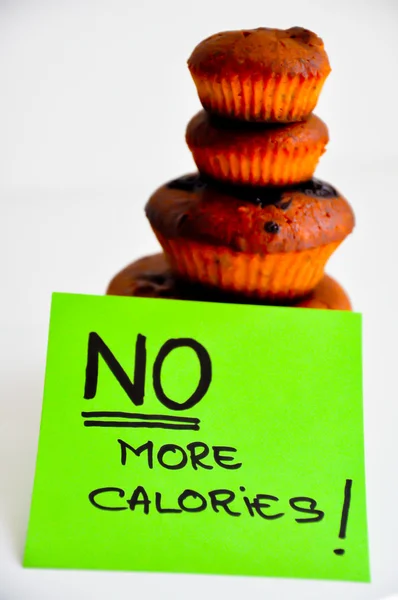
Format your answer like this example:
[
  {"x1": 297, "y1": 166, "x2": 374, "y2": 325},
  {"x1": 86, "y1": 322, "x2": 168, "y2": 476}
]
[{"x1": 24, "y1": 293, "x2": 369, "y2": 582}]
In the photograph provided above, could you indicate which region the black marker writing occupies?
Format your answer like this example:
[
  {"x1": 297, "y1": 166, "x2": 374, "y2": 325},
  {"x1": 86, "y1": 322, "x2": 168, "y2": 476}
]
[
  {"x1": 252, "y1": 495, "x2": 285, "y2": 520},
  {"x1": 157, "y1": 444, "x2": 189, "y2": 470},
  {"x1": 118, "y1": 440, "x2": 154, "y2": 468},
  {"x1": 88, "y1": 485, "x2": 325, "y2": 522},
  {"x1": 88, "y1": 487, "x2": 127, "y2": 511},
  {"x1": 83, "y1": 333, "x2": 212, "y2": 414},
  {"x1": 84, "y1": 332, "x2": 146, "y2": 405},
  {"x1": 334, "y1": 479, "x2": 353, "y2": 555},
  {"x1": 153, "y1": 338, "x2": 212, "y2": 411},
  {"x1": 289, "y1": 497, "x2": 325, "y2": 523},
  {"x1": 178, "y1": 490, "x2": 207, "y2": 513},
  {"x1": 116, "y1": 439, "x2": 242, "y2": 471},
  {"x1": 127, "y1": 485, "x2": 151, "y2": 515},
  {"x1": 208, "y1": 489, "x2": 241, "y2": 517}
]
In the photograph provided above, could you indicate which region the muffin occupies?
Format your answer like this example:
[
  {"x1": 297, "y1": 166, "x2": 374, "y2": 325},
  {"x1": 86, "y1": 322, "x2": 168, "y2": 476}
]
[
  {"x1": 106, "y1": 253, "x2": 352, "y2": 311},
  {"x1": 145, "y1": 174, "x2": 355, "y2": 300},
  {"x1": 186, "y1": 110, "x2": 328, "y2": 186},
  {"x1": 188, "y1": 27, "x2": 331, "y2": 122}
]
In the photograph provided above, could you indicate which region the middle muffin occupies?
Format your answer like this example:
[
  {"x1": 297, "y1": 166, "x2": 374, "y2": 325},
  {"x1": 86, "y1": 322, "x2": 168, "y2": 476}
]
[
  {"x1": 186, "y1": 110, "x2": 328, "y2": 186},
  {"x1": 145, "y1": 174, "x2": 355, "y2": 300}
]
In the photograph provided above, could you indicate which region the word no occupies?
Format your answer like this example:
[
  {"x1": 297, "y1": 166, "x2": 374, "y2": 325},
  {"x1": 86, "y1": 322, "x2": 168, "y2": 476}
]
[{"x1": 84, "y1": 332, "x2": 212, "y2": 411}]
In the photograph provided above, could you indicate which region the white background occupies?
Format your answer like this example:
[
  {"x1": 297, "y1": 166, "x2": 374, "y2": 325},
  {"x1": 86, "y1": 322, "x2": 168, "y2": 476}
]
[{"x1": 1, "y1": 0, "x2": 398, "y2": 598}]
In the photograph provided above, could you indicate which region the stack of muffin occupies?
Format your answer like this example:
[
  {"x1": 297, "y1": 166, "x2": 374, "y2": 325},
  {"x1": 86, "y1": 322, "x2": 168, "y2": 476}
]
[{"x1": 108, "y1": 27, "x2": 355, "y2": 311}]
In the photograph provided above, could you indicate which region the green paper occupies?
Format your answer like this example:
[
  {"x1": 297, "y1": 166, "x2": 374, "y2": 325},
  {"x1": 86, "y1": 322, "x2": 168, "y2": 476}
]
[{"x1": 24, "y1": 292, "x2": 369, "y2": 581}]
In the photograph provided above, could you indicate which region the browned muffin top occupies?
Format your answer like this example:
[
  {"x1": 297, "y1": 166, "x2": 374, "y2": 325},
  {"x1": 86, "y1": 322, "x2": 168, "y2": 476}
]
[
  {"x1": 188, "y1": 27, "x2": 331, "y2": 79},
  {"x1": 186, "y1": 110, "x2": 329, "y2": 152},
  {"x1": 145, "y1": 174, "x2": 355, "y2": 254}
]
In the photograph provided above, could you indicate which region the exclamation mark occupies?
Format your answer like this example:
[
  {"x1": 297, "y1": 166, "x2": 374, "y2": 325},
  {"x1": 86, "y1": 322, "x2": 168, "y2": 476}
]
[{"x1": 334, "y1": 478, "x2": 353, "y2": 555}]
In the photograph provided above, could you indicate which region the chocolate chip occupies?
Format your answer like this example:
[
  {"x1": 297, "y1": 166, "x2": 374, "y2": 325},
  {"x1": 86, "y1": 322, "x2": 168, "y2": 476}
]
[
  {"x1": 264, "y1": 221, "x2": 280, "y2": 233},
  {"x1": 300, "y1": 178, "x2": 337, "y2": 198},
  {"x1": 166, "y1": 175, "x2": 337, "y2": 207},
  {"x1": 149, "y1": 274, "x2": 167, "y2": 285},
  {"x1": 277, "y1": 199, "x2": 292, "y2": 210},
  {"x1": 177, "y1": 213, "x2": 188, "y2": 229}
]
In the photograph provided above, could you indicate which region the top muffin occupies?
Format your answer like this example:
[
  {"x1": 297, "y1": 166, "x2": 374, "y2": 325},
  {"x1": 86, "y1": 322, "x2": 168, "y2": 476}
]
[
  {"x1": 188, "y1": 27, "x2": 331, "y2": 122},
  {"x1": 189, "y1": 27, "x2": 330, "y2": 78}
]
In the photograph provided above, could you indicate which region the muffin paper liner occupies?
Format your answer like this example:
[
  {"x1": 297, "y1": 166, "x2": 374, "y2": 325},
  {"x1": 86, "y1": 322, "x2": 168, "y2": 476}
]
[
  {"x1": 154, "y1": 232, "x2": 341, "y2": 300},
  {"x1": 189, "y1": 139, "x2": 326, "y2": 186},
  {"x1": 190, "y1": 72, "x2": 325, "y2": 122}
]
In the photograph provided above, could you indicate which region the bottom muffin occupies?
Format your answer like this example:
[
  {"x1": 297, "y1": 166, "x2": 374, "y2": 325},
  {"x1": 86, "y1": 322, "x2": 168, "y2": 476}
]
[{"x1": 106, "y1": 253, "x2": 352, "y2": 311}]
